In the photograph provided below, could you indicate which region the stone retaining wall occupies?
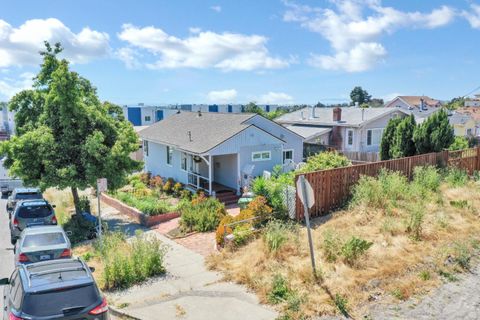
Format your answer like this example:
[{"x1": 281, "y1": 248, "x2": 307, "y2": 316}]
[{"x1": 101, "y1": 193, "x2": 180, "y2": 227}]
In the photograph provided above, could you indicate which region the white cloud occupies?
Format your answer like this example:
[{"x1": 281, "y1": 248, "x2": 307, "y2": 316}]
[
  {"x1": 284, "y1": 0, "x2": 456, "y2": 72},
  {"x1": 258, "y1": 91, "x2": 293, "y2": 104},
  {"x1": 0, "y1": 18, "x2": 109, "y2": 68},
  {"x1": 211, "y1": 5, "x2": 222, "y2": 13},
  {"x1": 189, "y1": 27, "x2": 202, "y2": 34},
  {"x1": 115, "y1": 47, "x2": 141, "y2": 69},
  {"x1": 207, "y1": 89, "x2": 238, "y2": 102},
  {"x1": 462, "y1": 4, "x2": 480, "y2": 29},
  {"x1": 117, "y1": 24, "x2": 289, "y2": 71},
  {"x1": 0, "y1": 72, "x2": 34, "y2": 99},
  {"x1": 309, "y1": 42, "x2": 386, "y2": 72}
]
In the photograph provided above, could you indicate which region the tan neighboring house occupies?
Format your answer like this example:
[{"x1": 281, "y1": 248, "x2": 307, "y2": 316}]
[
  {"x1": 385, "y1": 95, "x2": 443, "y2": 123},
  {"x1": 455, "y1": 107, "x2": 480, "y2": 136}
]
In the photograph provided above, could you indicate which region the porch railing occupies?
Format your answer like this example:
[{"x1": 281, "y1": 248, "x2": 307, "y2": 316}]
[{"x1": 187, "y1": 172, "x2": 210, "y2": 192}]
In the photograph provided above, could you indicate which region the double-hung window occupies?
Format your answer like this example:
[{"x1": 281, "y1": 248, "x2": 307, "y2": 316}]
[
  {"x1": 252, "y1": 151, "x2": 271, "y2": 162},
  {"x1": 346, "y1": 129, "x2": 354, "y2": 146},
  {"x1": 181, "y1": 152, "x2": 187, "y2": 171},
  {"x1": 166, "y1": 146, "x2": 173, "y2": 165},
  {"x1": 283, "y1": 150, "x2": 293, "y2": 163},
  {"x1": 366, "y1": 128, "x2": 383, "y2": 146}
]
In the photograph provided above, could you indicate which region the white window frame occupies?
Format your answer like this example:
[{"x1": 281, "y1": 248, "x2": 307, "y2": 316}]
[
  {"x1": 283, "y1": 149, "x2": 294, "y2": 163},
  {"x1": 252, "y1": 150, "x2": 271, "y2": 162},
  {"x1": 366, "y1": 128, "x2": 383, "y2": 146},
  {"x1": 166, "y1": 146, "x2": 173, "y2": 166},
  {"x1": 181, "y1": 152, "x2": 187, "y2": 171},
  {"x1": 346, "y1": 129, "x2": 354, "y2": 146}
]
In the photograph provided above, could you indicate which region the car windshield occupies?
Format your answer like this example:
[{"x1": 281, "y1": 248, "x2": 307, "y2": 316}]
[
  {"x1": 22, "y1": 284, "x2": 99, "y2": 317},
  {"x1": 16, "y1": 192, "x2": 42, "y2": 200},
  {"x1": 22, "y1": 232, "x2": 66, "y2": 248},
  {"x1": 17, "y1": 204, "x2": 52, "y2": 219}
]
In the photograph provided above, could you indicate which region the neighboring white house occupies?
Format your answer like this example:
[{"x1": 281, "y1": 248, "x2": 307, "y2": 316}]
[
  {"x1": 276, "y1": 106, "x2": 409, "y2": 153},
  {"x1": 123, "y1": 103, "x2": 286, "y2": 126},
  {"x1": 139, "y1": 111, "x2": 303, "y2": 195}
]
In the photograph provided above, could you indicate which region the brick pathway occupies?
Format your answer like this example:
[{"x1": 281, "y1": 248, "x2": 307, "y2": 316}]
[
  {"x1": 155, "y1": 217, "x2": 180, "y2": 234},
  {"x1": 175, "y1": 232, "x2": 217, "y2": 257}
]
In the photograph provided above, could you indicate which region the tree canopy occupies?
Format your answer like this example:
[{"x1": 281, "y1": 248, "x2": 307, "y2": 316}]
[
  {"x1": 390, "y1": 115, "x2": 416, "y2": 159},
  {"x1": 1, "y1": 42, "x2": 141, "y2": 211},
  {"x1": 380, "y1": 117, "x2": 402, "y2": 160},
  {"x1": 413, "y1": 109, "x2": 454, "y2": 154},
  {"x1": 350, "y1": 86, "x2": 371, "y2": 105}
]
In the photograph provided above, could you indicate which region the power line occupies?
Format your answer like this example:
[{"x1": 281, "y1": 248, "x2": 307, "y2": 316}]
[{"x1": 462, "y1": 85, "x2": 480, "y2": 98}]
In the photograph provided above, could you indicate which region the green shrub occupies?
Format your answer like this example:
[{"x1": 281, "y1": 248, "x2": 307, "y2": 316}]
[
  {"x1": 419, "y1": 270, "x2": 431, "y2": 281},
  {"x1": 113, "y1": 191, "x2": 175, "y2": 215},
  {"x1": 450, "y1": 199, "x2": 469, "y2": 209},
  {"x1": 268, "y1": 274, "x2": 290, "y2": 304},
  {"x1": 333, "y1": 294, "x2": 349, "y2": 317},
  {"x1": 444, "y1": 168, "x2": 468, "y2": 187},
  {"x1": 449, "y1": 136, "x2": 469, "y2": 151},
  {"x1": 232, "y1": 224, "x2": 254, "y2": 246},
  {"x1": 413, "y1": 166, "x2": 441, "y2": 193},
  {"x1": 173, "y1": 182, "x2": 183, "y2": 196},
  {"x1": 263, "y1": 220, "x2": 296, "y2": 253},
  {"x1": 100, "y1": 232, "x2": 166, "y2": 290},
  {"x1": 322, "y1": 229, "x2": 342, "y2": 262},
  {"x1": 340, "y1": 236, "x2": 373, "y2": 266},
  {"x1": 78, "y1": 196, "x2": 91, "y2": 213},
  {"x1": 162, "y1": 178, "x2": 175, "y2": 194},
  {"x1": 406, "y1": 203, "x2": 424, "y2": 241},
  {"x1": 452, "y1": 242, "x2": 471, "y2": 269},
  {"x1": 180, "y1": 195, "x2": 226, "y2": 232},
  {"x1": 251, "y1": 176, "x2": 289, "y2": 218},
  {"x1": 296, "y1": 151, "x2": 351, "y2": 173}
]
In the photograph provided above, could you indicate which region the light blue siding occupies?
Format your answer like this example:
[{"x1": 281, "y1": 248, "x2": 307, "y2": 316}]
[
  {"x1": 143, "y1": 142, "x2": 188, "y2": 184},
  {"x1": 213, "y1": 154, "x2": 237, "y2": 189}
]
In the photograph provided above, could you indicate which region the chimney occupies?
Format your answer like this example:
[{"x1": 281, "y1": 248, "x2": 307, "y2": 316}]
[
  {"x1": 420, "y1": 98, "x2": 426, "y2": 111},
  {"x1": 309, "y1": 105, "x2": 316, "y2": 119},
  {"x1": 187, "y1": 131, "x2": 192, "y2": 141},
  {"x1": 301, "y1": 111, "x2": 306, "y2": 120},
  {"x1": 333, "y1": 107, "x2": 342, "y2": 122}
]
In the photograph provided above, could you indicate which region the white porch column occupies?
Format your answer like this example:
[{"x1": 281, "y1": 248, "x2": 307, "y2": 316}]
[{"x1": 208, "y1": 155, "x2": 213, "y2": 196}]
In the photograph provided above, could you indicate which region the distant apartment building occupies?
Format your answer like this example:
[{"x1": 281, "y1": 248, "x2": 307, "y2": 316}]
[{"x1": 122, "y1": 103, "x2": 284, "y2": 126}]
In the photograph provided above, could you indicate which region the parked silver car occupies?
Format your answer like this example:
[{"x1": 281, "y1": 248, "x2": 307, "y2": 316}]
[
  {"x1": 9, "y1": 200, "x2": 57, "y2": 245},
  {"x1": 14, "y1": 225, "x2": 71, "y2": 265}
]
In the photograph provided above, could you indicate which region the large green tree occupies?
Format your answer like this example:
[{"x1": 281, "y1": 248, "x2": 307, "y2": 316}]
[
  {"x1": 390, "y1": 115, "x2": 416, "y2": 159},
  {"x1": 379, "y1": 117, "x2": 402, "y2": 160},
  {"x1": 350, "y1": 86, "x2": 371, "y2": 105},
  {"x1": 1, "y1": 42, "x2": 141, "y2": 211},
  {"x1": 413, "y1": 109, "x2": 455, "y2": 154}
]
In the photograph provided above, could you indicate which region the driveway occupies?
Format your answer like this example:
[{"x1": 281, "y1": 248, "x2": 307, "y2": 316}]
[{"x1": 101, "y1": 203, "x2": 277, "y2": 320}]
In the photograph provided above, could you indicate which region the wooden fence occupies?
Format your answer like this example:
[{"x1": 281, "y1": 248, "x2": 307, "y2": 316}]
[
  {"x1": 295, "y1": 147, "x2": 480, "y2": 219},
  {"x1": 340, "y1": 150, "x2": 380, "y2": 163}
]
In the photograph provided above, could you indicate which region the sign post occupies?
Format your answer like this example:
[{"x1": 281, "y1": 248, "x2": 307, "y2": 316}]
[
  {"x1": 296, "y1": 175, "x2": 317, "y2": 277},
  {"x1": 96, "y1": 178, "x2": 107, "y2": 242}
]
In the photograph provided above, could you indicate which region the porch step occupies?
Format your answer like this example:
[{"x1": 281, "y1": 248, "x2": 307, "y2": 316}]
[{"x1": 215, "y1": 191, "x2": 240, "y2": 206}]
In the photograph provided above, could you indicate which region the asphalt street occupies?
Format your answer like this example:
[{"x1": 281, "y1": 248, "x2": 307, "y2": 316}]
[{"x1": 0, "y1": 196, "x2": 14, "y2": 313}]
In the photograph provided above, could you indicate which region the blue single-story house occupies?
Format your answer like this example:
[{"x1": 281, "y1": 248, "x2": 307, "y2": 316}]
[{"x1": 139, "y1": 111, "x2": 303, "y2": 195}]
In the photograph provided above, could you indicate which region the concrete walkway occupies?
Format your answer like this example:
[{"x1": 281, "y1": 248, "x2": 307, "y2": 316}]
[{"x1": 100, "y1": 202, "x2": 277, "y2": 320}]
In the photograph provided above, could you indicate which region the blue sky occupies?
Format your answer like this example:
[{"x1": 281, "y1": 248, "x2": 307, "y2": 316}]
[{"x1": 1, "y1": 0, "x2": 480, "y2": 105}]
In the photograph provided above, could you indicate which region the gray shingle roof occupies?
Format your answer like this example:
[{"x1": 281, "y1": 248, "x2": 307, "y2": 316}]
[
  {"x1": 286, "y1": 125, "x2": 331, "y2": 140},
  {"x1": 138, "y1": 112, "x2": 256, "y2": 154},
  {"x1": 276, "y1": 107, "x2": 404, "y2": 126},
  {"x1": 449, "y1": 112, "x2": 473, "y2": 125}
]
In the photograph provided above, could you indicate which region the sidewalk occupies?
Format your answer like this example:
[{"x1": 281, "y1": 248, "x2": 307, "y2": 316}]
[{"x1": 100, "y1": 201, "x2": 277, "y2": 320}]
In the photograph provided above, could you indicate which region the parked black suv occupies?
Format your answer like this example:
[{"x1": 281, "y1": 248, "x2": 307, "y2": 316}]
[{"x1": 0, "y1": 258, "x2": 109, "y2": 319}]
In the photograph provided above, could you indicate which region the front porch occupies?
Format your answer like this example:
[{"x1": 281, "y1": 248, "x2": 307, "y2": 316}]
[{"x1": 185, "y1": 153, "x2": 240, "y2": 197}]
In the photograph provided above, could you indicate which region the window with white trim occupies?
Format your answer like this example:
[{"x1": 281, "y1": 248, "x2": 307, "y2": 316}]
[
  {"x1": 143, "y1": 140, "x2": 149, "y2": 156},
  {"x1": 181, "y1": 152, "x2": 187, "y2": 171},
  {"x1": 283, "y1": 150, "x2": 293, "y2": 163},
  {"x1": 252, "y1": 151, "x2": 271, "y2": 162},
  {"x1": 166, "y1": 146, "x2": 173, "y2": 165},
  {"x1": 144, "y1": 116, "x2": 151, "y2": 122},
  {"x1": 367, "y1": 128, "x2": 383, "y2": 146},
  {"x1": 346, "y1": 129, "x2": 354, "y2": 146}
]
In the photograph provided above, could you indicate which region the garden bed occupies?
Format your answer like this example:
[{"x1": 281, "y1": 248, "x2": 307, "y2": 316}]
[{"x1": 101, "y1": 193, "x2": 180, "y2": 227}]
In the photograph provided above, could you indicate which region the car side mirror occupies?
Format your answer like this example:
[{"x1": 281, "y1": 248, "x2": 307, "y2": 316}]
[
  {"x1": 52, "y1": 204, "x2": 56, "y2": 208},
  {"x1": 0, "y1": 278, "x2": 9, "y2": 285},
  {"x1": 66, "y1": 231, "x2": 73, "y2": 236},
  {"x1": 89, "y1": 266, "x2": 96, "y2": 273}
]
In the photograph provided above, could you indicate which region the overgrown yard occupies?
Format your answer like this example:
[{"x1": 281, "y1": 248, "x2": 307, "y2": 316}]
[
  {"x1": 208, "y1": 167, "x2": 480, "y2": 319},
  {"x1": 74, "y1": 232, "x2": 166, "y2": 290}
]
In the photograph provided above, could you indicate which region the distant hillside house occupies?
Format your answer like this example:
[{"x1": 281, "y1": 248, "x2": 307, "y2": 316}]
[
  {"x1": 465, "y1": 94, "x2": 480, "y2": 107},
  {"x1": 276, "y1": 106, "x2": 409, "y2": 154},
  {"x1": 385, "y1": 95, "x2": 443, "y2": 124},
  {"x1": 139, "y1": 111, "x2": 303, "y2": 195},
  {"x1": 449, "y1": 112, "x2": 477, "y2": 137}
]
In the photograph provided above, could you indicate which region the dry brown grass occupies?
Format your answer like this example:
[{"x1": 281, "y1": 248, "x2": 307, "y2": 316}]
[{"x1": 207, "y1": 181, "x2": 480, "y2": 318}]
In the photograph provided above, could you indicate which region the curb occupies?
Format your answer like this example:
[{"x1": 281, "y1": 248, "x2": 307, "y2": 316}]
[{"x1": 110, "y1": 306, "x2": 143, "y2": 320}]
